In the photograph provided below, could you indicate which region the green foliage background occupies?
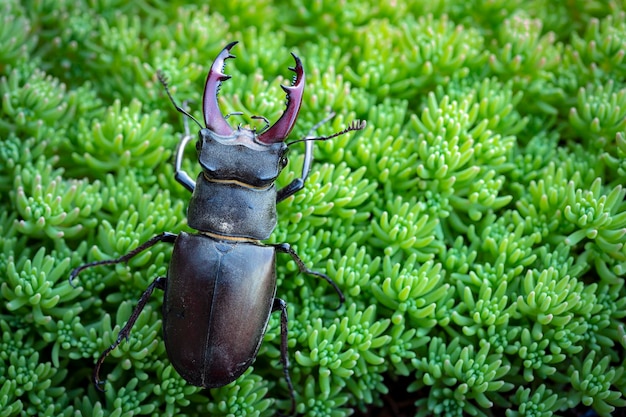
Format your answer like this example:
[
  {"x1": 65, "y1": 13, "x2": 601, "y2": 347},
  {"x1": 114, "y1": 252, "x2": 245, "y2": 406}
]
[{"x1": 1, "y1": 0, "x2": 626, "y2": 416}]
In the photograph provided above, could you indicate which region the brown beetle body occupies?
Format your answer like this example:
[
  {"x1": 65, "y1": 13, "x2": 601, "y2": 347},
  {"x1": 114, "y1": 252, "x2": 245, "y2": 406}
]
[
  {"x1": 69, "y1": 41, "x2": 364, "y2": 414},
  {"x1": 165, "y1": 233, "x2": 276, "y2": 387}
]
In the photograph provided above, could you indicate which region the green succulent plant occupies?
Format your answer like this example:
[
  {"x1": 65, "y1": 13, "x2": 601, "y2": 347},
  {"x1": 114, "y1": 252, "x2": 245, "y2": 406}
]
[{"x1": 1, "y1": 1, "x2": 625, "y2": 416}]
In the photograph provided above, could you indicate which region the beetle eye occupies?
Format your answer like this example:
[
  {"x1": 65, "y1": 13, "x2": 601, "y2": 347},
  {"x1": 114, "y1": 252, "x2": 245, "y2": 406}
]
[
  {"x1": 281, "y1": 156, "x2": 288, "y2": 167},
  {"x1": 196, "y1": 140, "x2": 202, "y2": 150}
]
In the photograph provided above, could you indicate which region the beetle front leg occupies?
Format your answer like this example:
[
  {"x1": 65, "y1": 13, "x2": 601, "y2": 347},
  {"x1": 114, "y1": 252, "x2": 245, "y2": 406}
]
[
  {"x1": 157, "y1": 71, "x2": 200, "y2": 193},
  {"x1": 94, "y1": 276, "x2": 167, "y2": 391},
  {"x1": 273, "y1": 243, "x2": 345, "y2": 309},
  {"x1": 276, "y1": 139, "x2": 313, "y2": 202},
  {"x1": 277, "y1": 114, "x2": 366, "y2": 202},
  {"x1": 272, "y1": 298, "x2": 296, "y2": 415},
  {"x1": 174, "y1": 108, "x2": 196, "y2": 193},
  {"x1": 276, "y1": 113, "x2": 337, "y2": 202}
]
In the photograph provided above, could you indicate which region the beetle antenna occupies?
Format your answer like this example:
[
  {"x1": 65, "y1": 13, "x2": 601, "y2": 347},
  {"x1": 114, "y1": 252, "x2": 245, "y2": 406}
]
[
  {"x1": 157, "y1": 70, "x2": 204, "y2": 129},
  {"x1": 287, "y1": 119, "x2": 366, "y2": 146},
  {"x1": 182, "y1": 100, "x2": 192, "y2": 137}
]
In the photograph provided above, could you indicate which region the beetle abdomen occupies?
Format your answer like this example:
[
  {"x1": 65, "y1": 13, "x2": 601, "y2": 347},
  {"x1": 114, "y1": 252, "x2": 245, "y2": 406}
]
[{"x1": 163, "y1": 232, "x2": 276, "y2": 387}]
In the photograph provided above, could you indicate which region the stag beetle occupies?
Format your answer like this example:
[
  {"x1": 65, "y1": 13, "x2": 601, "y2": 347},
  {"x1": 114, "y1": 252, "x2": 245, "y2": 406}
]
[{"x1": 69, "y1": 41, "x2": 365, "y2": 413}]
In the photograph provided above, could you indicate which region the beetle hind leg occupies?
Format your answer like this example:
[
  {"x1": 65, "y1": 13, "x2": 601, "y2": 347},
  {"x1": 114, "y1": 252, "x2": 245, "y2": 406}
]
[
  {"x1": 93, "y1": 276, "x2": 167, "y2": 391},
  {"x1": 272, "y1": 298, "x2": 296, "y2": 415}
]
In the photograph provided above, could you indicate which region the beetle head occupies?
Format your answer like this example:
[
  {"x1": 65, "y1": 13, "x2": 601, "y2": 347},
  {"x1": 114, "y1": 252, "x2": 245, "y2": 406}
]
[
  {"x1": 196, "y1": 41, "x2": 304, "y2": 187},
  {"x1": 196, "y1": 128, "x2": 287, "y2": 188}
]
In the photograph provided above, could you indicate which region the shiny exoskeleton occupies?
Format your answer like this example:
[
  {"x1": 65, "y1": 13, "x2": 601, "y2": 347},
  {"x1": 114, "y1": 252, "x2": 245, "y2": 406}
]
[{"x1": 69, "y1": 41, "x2": 365, "y2": 413}]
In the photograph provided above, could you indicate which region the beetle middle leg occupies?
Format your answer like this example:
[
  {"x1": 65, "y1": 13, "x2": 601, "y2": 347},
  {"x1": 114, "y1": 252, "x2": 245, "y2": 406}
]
[
  {"x1": 68, "y1": 232, "x2": 177, "y2": 389},
  {"x1": 69, "y1": 232, "x2": 178, "y2": 286},
  {"x1": 273, "y1": 243, "x2": 345, "y2": 309}
]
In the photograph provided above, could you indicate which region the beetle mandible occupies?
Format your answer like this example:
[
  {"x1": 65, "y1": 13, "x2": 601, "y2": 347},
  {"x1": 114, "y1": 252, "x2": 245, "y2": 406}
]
[{"x1": 69, "y1": 41, "x2": 365, "y2": 412}]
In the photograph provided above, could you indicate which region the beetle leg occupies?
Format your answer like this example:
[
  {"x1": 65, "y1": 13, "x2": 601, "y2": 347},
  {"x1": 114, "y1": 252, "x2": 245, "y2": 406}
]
[
  {"x1": 276, "y1": 139, "x2": 312, "y2": 202},
  {"x1": 93, "y1": 276, "x2": 167, "y2": 391},
  {"x1": 276, "y1": 113, "x2": 338, "y2": 202},
  {"x1": 272, "y1": 243, "x2": 345, "y2": 309},
  {"x1": 69, "y1": 232, "x2": 177, "y2": 286},
  {"x1": 174, "y1": 110, "x2": 196, "y2": 192},
  {"x1": 272, "y1": 298, "x2": 296, "y2": 415}
]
